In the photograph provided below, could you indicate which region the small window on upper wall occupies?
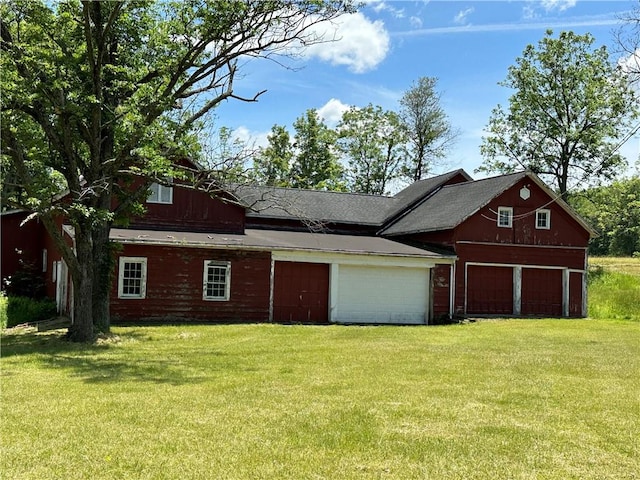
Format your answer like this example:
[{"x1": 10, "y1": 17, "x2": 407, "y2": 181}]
[
  {"x1": 536, "y1": 209, "x2": 551, "y2": 229},
  {"x1": 148, "y1": 182, "x2": 173, "y2": 204},
  {"x1": 497, "y1": 207, "x2": 513, "y2": 228}
]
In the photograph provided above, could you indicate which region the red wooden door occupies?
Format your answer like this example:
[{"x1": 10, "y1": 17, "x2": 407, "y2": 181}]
[
  {"x1": 521, "y1": 268, "x2": 563, "y2": 316},
  {"x1": 569, "y1": 271, "x2": 583, "y2": 317},
  {"x1": 274, "y1": 262, "x2": 329, "y2": 323},
  {"x1": 467, "y1": 265, "x2": 513, "y2": 315}
]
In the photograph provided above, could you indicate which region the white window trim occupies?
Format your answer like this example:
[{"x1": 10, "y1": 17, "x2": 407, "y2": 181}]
[
  {"x1": 497, "y1": 207, "x2": 513, "y2": 228},
  {"x1": 118, "y1": 256, "x2": 148, "y2": 299},
  {"x1": 147, "y1": 181, "x2": 173, "y2": 204},
  {"x1": 42, "y1": 249, "x2": 48, "y2": 273},
  {"x1": 536, "y1": 209, "x2": 551, "y2": 230},
  {"x1": 202, "y1": 261, "x2": 231, "y2": 301}
]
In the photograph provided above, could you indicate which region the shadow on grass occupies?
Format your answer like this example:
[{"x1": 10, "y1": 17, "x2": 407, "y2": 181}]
[{"x1": 1, "y1": 328, "x2": 211, "y2": 386}]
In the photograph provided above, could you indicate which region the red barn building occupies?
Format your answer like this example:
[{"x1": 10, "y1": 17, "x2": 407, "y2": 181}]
[{"x1": 1, "y1": 169, "x2": 594, "y2": 324}]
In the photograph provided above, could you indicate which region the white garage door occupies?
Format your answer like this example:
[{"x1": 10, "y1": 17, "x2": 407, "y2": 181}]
[{"x1": 335, "y1": 265, "x2": 430, "y2": 324}]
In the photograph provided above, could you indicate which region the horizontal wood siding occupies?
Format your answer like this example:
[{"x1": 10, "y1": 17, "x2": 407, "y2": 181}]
[
  {"x1": 110, "y1": 245, "x2": 270, "y2": 322},
  {"x1": 456, "y1": 178, "x2": 590, "y2": 248},
  {"x1": 131, "y1": 186, "x2": 245, "y2": 233}
]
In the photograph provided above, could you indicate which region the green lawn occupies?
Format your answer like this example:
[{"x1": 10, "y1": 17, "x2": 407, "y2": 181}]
[{"x1": 1, "y1": 320, "x2": 638, "y2": 479}]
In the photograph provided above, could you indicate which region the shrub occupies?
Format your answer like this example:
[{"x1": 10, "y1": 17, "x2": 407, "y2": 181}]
[
  {"x1": 0, "y1": 295, "x2": 7, "y2": 329},
  {"x1": 5, "y1": 296, "x2": 57, "y2": 328}
]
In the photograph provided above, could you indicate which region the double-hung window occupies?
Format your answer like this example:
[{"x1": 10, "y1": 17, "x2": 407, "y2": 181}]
[
  {"x1": 497, "y1": 207, "x2": 513, "y2": 228},
  {"x1": 203, "y1": 261, "x2": 231, "y2": 301},
  {"x1": 148, "y1": 181, "x2": 173, "y2": 204},
  {"x1": 536, "y1": 209, "x2": 551, "y2": 229},
  {"x1": 118, "y1": 257, "x2": 147, "y2": 299}
]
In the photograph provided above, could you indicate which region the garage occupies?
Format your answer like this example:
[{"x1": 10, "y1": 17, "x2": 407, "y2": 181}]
[
  {"x1": 466, "y1": 265, "x2": 513, "y2": 315},
  {"x1": 334, "y1": 264, "x2": 430, "y2": 324}
]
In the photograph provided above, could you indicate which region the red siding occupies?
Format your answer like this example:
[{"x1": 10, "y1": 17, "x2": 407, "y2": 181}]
[
  {"x1": 110, "y1": 245, "x2": 270, "y2": 322},
  {"x1": 273, "y1": 262, "x2": 329, "y2": 323},
  {"x1": 467, "y1": 265, "x2": 513, "y2": 315},
  {"x1": 456, "y1": 179, "x2": 590, "y2": 248},
  {"x1": 1, "y1": 212, "x2": 45, "y2": 287},
  {"x1": 431, "y1": 264, "x2": 451, "y2": 319},
  {"x1": 569, "y1": 271, "x2": 584, "y2": 317},
  {"x1": 131, "y1": 186, "x2": 246, "y2": 234},
  {"x1": 521, "y1": 268, "x2": 563, "y2": 316}
]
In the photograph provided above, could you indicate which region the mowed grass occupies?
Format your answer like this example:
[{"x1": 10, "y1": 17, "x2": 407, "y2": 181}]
[{"x1": 1, "y1": 320, "x2": 638, "y2": 479}]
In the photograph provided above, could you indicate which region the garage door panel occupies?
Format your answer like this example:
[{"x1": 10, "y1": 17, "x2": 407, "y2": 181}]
[
  {"x1": 521, "y1": 268, "x2": 562, "y2": 316},
  {"x1": 467, "y1": 265, "x2": 513, "y2": 315},
  {"x1": 336, "y1": 265, "x2": 428, "y2": 324},
  {"x1": 274, "y1": 262, "x2": 329, "y2": 323}
]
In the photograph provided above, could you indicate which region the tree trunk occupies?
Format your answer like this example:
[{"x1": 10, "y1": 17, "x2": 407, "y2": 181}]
[
  {"x1": 92, "y1": 223, "x2": 112, "y2": 334},
  {"x1": 67, "y1": 231, "x2": 95, "y2": 342}
]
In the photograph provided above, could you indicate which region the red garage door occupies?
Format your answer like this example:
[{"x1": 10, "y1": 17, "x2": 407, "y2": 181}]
[
  {"x1": 274, "y1": 262, "x2": 329, "y2": 323},
  {"x1": 467, "y1": 265, "x2": 513, "y2": 315},
  {"x1": 521, "y1": 268, "x2": 563, "y2": 316}
]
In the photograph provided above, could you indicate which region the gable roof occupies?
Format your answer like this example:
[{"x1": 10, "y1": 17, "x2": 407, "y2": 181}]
[
  {"x1": 380, "y1": 171, "x2": 596, "y2": 237},
  {"x1": 235, "y1": 169, "x2": 471, "y2": 227}
]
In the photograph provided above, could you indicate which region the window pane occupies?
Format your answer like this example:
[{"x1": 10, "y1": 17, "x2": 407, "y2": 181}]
[
  {"x1": 148, "y1": 183, "x2": 160, "y2": 202},
  {"x1": 204, "y1": 264, "x2": 229, "y2": 300}
]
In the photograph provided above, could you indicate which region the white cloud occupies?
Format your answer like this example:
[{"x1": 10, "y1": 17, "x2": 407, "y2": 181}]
[
  {"x1": 304, "y1": 12, "x2": 390, "y2": 73},
  {"x1": 541, "y1": 0, "x2": 577, "y2": 12},
  {"x1": 317, "y1": 98, "x2": 351, "y2": 126},
  {"x1": 365, "y1": 0, "x2": 405, "y2": 18},
  {"x1": 410, "y1": 16, "x2": 423, "y2": 29},
  {"x1": 454, "y1": 7, "x2": 474, "y2": 25},
  {"x1": 232, "y1": 126, "x2": 270, "y2": 149}
]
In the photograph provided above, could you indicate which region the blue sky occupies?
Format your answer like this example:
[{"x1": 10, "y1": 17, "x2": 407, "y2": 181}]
[{"x1": 215, "y1": 0, "x2": 639, "y2": 180}]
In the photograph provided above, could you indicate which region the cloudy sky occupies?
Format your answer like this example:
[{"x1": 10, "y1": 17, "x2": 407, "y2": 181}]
[{"x1": 215, "y1": 0, "x2": 640, "y2": 180}]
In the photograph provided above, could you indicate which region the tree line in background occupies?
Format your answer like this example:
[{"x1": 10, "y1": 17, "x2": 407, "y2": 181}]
[{"x1": 250, "y1": 76, "x2": 456, "y2": 195}]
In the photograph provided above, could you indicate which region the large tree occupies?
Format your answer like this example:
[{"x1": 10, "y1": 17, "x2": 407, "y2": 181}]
[
  {"x1": 337, "y1": 104, "x2": 408, "y2": 195},
  {"x1": 399, "y1": 77, "x2": 457, "y2": 181},
  {"x1": 252, "y1": 124, "x2": 293, "y2": 187},
  {"x1": 480, "y1": 30, "x2": 638, "y2": 199},
  {"x1": 0, "y1": 0, "x2": 354, "y2": 342},
  {"x1": 289, "y1": 109, "x2": 345, "y2": 190}
]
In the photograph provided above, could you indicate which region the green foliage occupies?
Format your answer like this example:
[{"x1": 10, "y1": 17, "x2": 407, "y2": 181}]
[
  {"x1": 480, "y1": 30, "x2": 638, "y2": 197},
  {"x1": 4, "y1": 296, "x2": 57, "y2": 327},
  {"x1": 337, "y1": 104, "x2": 408, "y2": 194},
  {"x1": 290, "y1": 109, "x2": 345, "y2": 191},
  {"x1": 1, "y1": 322, "x2": 638, "y2": 478},
  {"x1": 2, "y1": 260, "x2": 45, "y2": 298},
  {"x1": 399, "y1": 76, "x2": 457, "y2": 181},
  {"x1": 0, "y1": 295, "x2": 7, "y2": 329},
  {"x1": 1, "y1": 0, "x2": 355, "y2": 341},
  {"x1": 570, "y1": 177, "x2": 640, "y2": 256},
  {"x1": 252, "y1": 124, "x2": 294, "y2": 187}
]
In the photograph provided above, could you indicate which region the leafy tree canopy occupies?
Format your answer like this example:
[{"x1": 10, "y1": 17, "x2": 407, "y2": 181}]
[
  {"x1": 480, "y1": 30, "x2": 639, "y2": 198},
  {"x1": 0, "y1": 0, "x2": 355, "y2": 341}
]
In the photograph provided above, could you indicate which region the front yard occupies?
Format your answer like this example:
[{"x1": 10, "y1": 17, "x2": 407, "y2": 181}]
[{"x1": 1, "y1": 319, "x2": 638, "y2": 479}]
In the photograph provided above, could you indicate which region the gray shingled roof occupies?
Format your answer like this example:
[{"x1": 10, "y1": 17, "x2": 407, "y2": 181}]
[
  {"x1": 234, "y1": 170, "x2": 469, "y2": 227},
  {"x1": 109, "y1": 228, "x2": 451, "y2": 259},
  {"x1": 380, "y1": 172, "x2": 527, "y2": 236},
  {"x1": 236, "y1": 185, "x2": 397, "y2": 225}
]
